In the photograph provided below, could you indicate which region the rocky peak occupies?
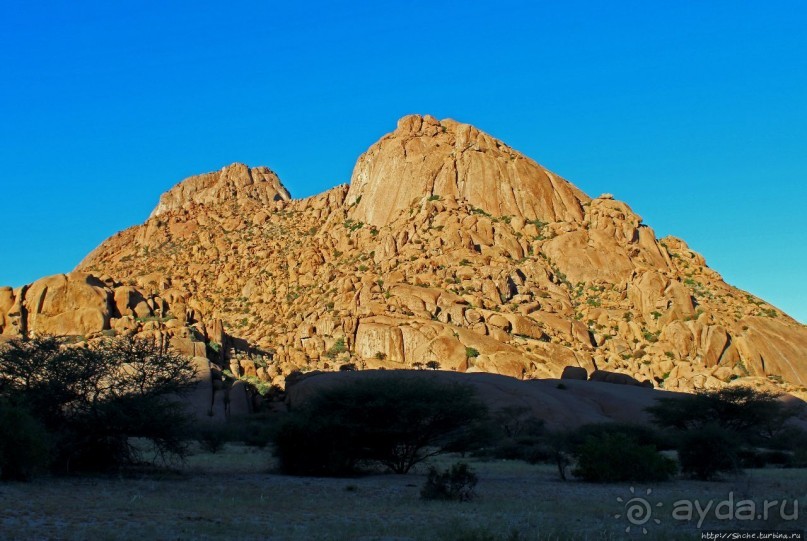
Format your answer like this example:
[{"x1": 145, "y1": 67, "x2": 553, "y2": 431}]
[
  {"x1": 150, "y1": 163, "x2": 291, "y2": 218},
  {"x1": 345, "y1": 114, "x2": 591, "y2": 227},
  {"x1": 58, "y1": 114, "x2": 807, "y2": 401}
]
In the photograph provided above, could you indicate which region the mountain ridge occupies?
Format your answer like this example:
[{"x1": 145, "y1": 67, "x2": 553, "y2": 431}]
[{"x1": 2, "y1": 114, "x2": 804, "y2": 402}]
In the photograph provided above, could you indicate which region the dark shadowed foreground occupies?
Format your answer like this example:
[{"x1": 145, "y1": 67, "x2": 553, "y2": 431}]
[{"x1": 1, "y1": 443, "x2": 804, "y2": 541}]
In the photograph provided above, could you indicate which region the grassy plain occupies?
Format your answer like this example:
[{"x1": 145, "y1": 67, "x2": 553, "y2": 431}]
[{"x1": 0, "y1": 444, "x2": 804, "y2": 540}]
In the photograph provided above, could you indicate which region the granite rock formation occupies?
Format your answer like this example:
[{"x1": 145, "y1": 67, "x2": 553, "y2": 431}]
[{"x1": 3, "y1": 115, "x2": 803, "y2": 399}]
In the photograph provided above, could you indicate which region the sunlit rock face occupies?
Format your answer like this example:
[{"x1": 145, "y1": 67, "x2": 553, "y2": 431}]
[{"x1": 44, "y1": 114, "x2": 805, "y2": 398}]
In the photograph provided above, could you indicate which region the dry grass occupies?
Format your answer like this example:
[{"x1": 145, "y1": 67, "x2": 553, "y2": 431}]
[{"x1": 1, "y1": 444, "x2": 805, "y2": 540}]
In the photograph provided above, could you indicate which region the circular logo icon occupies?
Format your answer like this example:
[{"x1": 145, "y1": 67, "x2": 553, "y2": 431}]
[{"x1": 615, "y1": 487, "x2": 663, "y2": 534}]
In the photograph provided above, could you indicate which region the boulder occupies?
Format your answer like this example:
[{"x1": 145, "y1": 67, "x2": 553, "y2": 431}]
[
  {"x1": 185, "y1": 357, "x2": 215, "y2": 421},
  {"x1": 345, "y1": 115, "x2": 589, "y2": 227},
  {"x1": 24, "y1": 273, "x2": 111, "y2": 337},
  {"x1": 589, "y1": 369, "x2": 651, "y2": 388},
  {"x1": 561, "y1": 366, "x2": 588, "y2": 381},
  {"x1": 354, "y1": 320, "x2": 405, "y2": 363},
  {"x1": 228, "y1": 380, "x2": 251, "y2": 417}
]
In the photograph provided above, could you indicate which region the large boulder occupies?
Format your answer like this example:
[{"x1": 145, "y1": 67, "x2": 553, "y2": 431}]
[
  {"x1": 354, "y1": 320, "x2": 405, "y2": 363},
  {"x1": 0, "y1": 286, "x2": 16, "y2": 335},
  {"x1": 228, "y1": 380, "x2": 252, "y2": 417},
  {"x1": 590, "y1": 369, "x2": 653, "y2": 388},
  {"x1": 24, "y1": 273, "x2": 112, "y2": 337},
  {"x1": 185, "y1": 357, "x2": 215, "y2": 421},
  {"x1": 345, "y1": 114, "x2": 589, "y2": 227},
  {"x1": 561, "y1": 366, "x2": 588, "y2": 381},
  {"x1": 734, "y1": 317, "x2": 807, "y2": 386}
]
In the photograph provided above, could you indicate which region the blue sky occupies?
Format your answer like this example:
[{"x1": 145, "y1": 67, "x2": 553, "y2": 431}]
[{"x1": 1, "y1": 1, "x2": 805, "y2": 322}]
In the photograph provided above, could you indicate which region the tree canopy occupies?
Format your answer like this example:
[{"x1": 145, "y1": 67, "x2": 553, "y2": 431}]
[
  {"x1": 646, "y1": 386, "x2": 795, "y2": 441},
  {"x1": 0, "y1": 335, "x2": 197, "y2": 476},
  {"x1": 274, "y1": 376, "x2": 488, "y2": 476}
]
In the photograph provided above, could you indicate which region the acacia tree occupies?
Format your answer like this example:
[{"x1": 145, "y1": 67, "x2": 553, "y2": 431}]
[
  {"x1": 274, "y1": 376, "x2": 488, "y2": 475},
  {"x1": 646, "y1": 386, "x2": 796, "y2": 442},
  {"x1": 646, "y1": 386, "x2": 800, "y2": 479},
  {"x1": 0, "y1": 335, "x2": 197, "y2": 474}
]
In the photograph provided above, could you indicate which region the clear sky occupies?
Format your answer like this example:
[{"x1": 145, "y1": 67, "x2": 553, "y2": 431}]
[{"x1": 1, "y1": 1, "x2": 805, "y2": 322}]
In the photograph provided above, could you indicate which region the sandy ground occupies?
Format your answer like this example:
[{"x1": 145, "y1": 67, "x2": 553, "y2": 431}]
[{"x1": 0, "y1": 444, "x2": 805, "y2": 541}]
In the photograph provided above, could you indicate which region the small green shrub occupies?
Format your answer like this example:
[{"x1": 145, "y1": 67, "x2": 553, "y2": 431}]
[
  {"x1": 420, "y1": 462, "x2": 478, "y2": 502},
  {"x1": 325, "y1": 338, "x2": 347, "y2": 359},
  {"x1": 343, "y1": 219, "x2": 364, "y2": 232},
  {"x1": 572, "y1": 432, "x2": 677, "y2": 483},
  {"x1": 465, "y1": 347, "x2": 480, "y2": 358}
]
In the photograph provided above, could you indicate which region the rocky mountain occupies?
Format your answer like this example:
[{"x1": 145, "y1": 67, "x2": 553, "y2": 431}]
[
  {"x1": 346, "y1": 115, "x2": 589, "y2": 227},
  {"x1": 3, "y1": 114, "x2": 806, "y2": 400}
]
